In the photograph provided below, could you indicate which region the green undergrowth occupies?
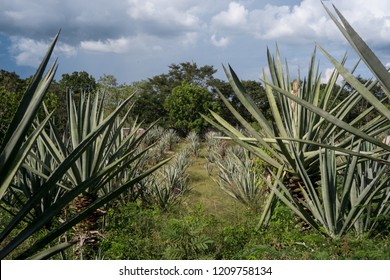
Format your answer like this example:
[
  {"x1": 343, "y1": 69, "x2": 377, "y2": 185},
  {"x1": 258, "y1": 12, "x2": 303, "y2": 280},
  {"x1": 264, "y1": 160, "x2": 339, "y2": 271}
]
[
  {"x1": 100, "y1": 201, "x2": 390, "y2": 260},
  {"x1": 97, "y1": 142, "x2": 390, "y2": 260}
]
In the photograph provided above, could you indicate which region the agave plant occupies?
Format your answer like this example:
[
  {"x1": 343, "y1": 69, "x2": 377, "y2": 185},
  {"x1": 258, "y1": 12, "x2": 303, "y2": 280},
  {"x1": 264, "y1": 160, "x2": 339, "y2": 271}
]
[
  {"x1": 140, "y1": 126, "x2": 165, "y2": 147},
  {"x1": 186, "y1": 131, "x2": 200, "y2": 157},
  {"x1": 272, "y1": 2, "x2": 390, "y2": 236},
  {"x1": 350, "y1": 142, "x2": 390, "y2": 236},
  {"x1": 1, "y1": 127, "x2": 67, "y2": 230},
  {"x1": 203, "y1": 3, "x2": 390, "y2": 237},
  {"x1": 0, "y1": 33, "x2": 169, "y2": 259},
  {"x1": 267, "y1": 143, "x2": 389, "y2": 238},
  {"x1": 210, "y1": 144, "x2": 278, "y2": 228},
  {"x1": 36, "y1": 89, "x2": 157, "y2": 257},
  {"x1": 0, "y1": 33, "x2": 58, "y2": 201},
  {"x1": 213, "y1": 145, "x2": 264, "y2": 208},
  {"x1": 204, "y1": 131, "x2": 227, "y2": 175},
  {"x1": 204, "y1": 50, "x2": 387, "y2": 183},
  {"x1": 143, "y1": 148, "x2": 191, "y2": 210},
  {"x1": 161, "y1": 129, "x2": 180, "y2": 152}
]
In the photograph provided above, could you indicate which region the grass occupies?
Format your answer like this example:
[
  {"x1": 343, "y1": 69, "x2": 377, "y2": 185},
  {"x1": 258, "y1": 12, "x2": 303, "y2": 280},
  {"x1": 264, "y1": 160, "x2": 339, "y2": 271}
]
[
  {"x1": 183, "y1": 147, "x2": 246, "y2": 221},
  {"x1": 100, "y1": 198, "x2": 390, "y2": 260}
]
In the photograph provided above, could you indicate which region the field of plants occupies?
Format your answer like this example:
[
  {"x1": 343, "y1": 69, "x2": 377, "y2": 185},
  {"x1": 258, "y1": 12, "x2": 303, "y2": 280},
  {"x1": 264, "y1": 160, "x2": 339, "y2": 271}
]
[{"x1": 0, "y1": 4, "x2": 389, "y2": 260}]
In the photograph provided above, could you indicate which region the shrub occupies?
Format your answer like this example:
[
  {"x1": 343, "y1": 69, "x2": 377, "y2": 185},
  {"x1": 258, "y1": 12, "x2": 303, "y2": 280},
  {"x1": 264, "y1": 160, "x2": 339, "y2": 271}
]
[{"x1": 100, "y1": 203, "x2": 164, "y2": 259}]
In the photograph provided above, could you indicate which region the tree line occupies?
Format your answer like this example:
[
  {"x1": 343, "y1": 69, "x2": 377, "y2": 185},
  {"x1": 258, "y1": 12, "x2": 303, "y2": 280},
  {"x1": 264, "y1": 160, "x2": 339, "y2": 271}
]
[{"x1": 0, "y1": 62, "x2": 382, "y2": 143}]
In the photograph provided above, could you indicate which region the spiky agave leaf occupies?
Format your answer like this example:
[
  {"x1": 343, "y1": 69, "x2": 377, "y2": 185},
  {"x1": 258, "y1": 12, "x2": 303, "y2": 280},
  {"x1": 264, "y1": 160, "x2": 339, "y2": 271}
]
[
  {"x1": 267, "y1": 142, "x2": 389, "y2": 238},
  {"x1": 322, "y1": 1, "x2": 390, "y2": 100},
  {"x1": 15, "y1": 155, "x2": 171, "y2": 259},
  {"x1": 0, "y1": 32, "x2": 59, "y2": 199}
]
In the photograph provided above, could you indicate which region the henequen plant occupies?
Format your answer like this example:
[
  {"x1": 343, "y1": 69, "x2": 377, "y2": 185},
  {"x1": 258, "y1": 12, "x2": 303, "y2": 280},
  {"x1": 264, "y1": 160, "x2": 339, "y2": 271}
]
[
  {"x1": 0, "y1": 33, "x2": 169, "y2": 259},
  {"x1": 143, "y1": 147, "x2": 191, "y2": 210},
  {"x1": 212, "y1": 145, "x2": 264, "y2": 209},
  {"x1": 186, "y1": 131, "x2": 200, "y2": 157},
  {"x1": 208, "y1": 143, "x2": 279, "y2": 228},
  {"x1": 267, "y1": 144, "x2": 389, "y2": 238},
  {"x1": 203, "y1": 3, "x2": 390, "y2": 238}
]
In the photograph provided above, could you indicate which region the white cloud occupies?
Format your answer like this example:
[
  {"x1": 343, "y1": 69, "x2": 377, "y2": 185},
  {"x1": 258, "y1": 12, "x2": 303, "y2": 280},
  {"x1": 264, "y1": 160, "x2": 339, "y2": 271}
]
[
  {"x1": 10, "y1": 36, "x2": 76, "y2": 66},
  {"x1": 2, "y1": 0, "x2": 390, "y2": 47},
  {"x1": 181, "y1": 32, "x2": 200, "y2": 46},
  {"x1": 231, "y1": 1, "x2": 335, "y2": 42},
  {"x1": 209, "y1": 0, "x2": 390, "y2": 46},
  {"x1": 321, "y1": 67, "x2": 336, "y2": 84},
  {"x1": 80, "y1": 35, "x2": 164, "y2": 54},
  {"x1": 81, "y1": 37, "x2": 131, "y2": 54},
  {"x1": 2, "y1": 0, "x2": 390, "y2": 83},
  {"x1": 126, "y1": 0, "x2": 201, "y2": 32},
  {"x1": 211, "y1": 2, "x2": 248, "y2": 28},
  {"x1": 211, "y1": 34, "x2": 230, "y2": 48}
]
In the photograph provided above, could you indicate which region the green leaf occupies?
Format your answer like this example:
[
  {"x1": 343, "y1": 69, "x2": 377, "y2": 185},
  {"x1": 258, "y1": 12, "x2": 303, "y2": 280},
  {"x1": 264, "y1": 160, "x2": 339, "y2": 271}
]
[
  {"x1": 0, "y1": 113, "x2": 53, "y2": 199},
  {"x1": 27, "y1": 241, "x2": 77, "y2": 260},
  {"x1": 202, "y1": 112, "x2": 283, "y2": 169},
  {"x1": 223, "y1": 65, "x2": 273, "y2": 136},
  {"x1": 263, "y1": 81, "x2": 390, "y2": 153},
  {"x1": 275, "y1": 137, "x2": 389, "y2": 165},
  {"x1": 322, "y1": 2, "x2": 390, "y2": 99},
  {"x1": 17, "y1": 157, "x2": 170, "y2": 259},
  {"x1": 0, "y1": 32, "x2": 59, "y2": 199},
  {"x1": 318, "y1": 45, "x2": 390, "y2": 121},
  {"x1": 0, "y1": 94, "x2": 133, "y2": 248},
  {"x1": 0, "y1": 32, "x2": 59, "y2": 149}
]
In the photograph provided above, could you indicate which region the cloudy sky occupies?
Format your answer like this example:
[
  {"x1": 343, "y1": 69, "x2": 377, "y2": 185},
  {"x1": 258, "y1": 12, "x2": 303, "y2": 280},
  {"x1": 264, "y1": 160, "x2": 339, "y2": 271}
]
[{"x1": 1, "y1": 0, "x2": 390, "y2": 84}]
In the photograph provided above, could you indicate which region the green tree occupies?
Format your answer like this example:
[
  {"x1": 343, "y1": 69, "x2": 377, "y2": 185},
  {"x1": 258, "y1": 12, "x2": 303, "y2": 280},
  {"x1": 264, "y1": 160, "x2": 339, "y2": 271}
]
[
  {"x1": 59, "y1": 71, "x2": 97, "y2": 94},
  {"x1": 167, "y1": 62, "x2": 217, "y2": 88},
  {"x1": 343, "y1": 76, "x2": 388, "y2": 123},
  {"x1": 97, "y1": 74, "x2": 134, "y2": 116},
  {"x1": 97, "y1": 73, "x2": 118, "y2": 88},
  {"x1": 53, "y1": 71, "x2": 97, "y2": 132},
  {"x1": 0, "y1": 70, "x2": 64, "y2": 145},
  {"x1": 212, "y1": 79, "x2": 271, "y2": 127},
  {"x1": 132, "y1": 62, "x2": 218, "y2": 127},
  {"x1": 0, "y1": 70, "x2": 26, "y2": 144},
  {"x1": 164, "y1": 82, "x2": 218, "y2": 135},
  {"x1": 132, "y1": 80, "x2": 168, "y2": 125},
  {"x1": 44, "y1": 80, "x2": 67, "y2": 132}
]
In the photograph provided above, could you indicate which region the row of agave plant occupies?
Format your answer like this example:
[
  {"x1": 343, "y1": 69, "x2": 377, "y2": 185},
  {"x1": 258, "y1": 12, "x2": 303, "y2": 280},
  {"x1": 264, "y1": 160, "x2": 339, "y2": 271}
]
[
  {"x1": 205, "y1": 132, "x2": 279, "y2": 228},
  {"x1": 0, "y1": 33, "x2": 176, "y2": 259},
  {"x1": 103, "y1": 125, "x2": 191, "y2": 211},
  {"x1": 0, "y1": 83, "x2": 192, "y2": 259},
  {"x1": 205, "y1": 133, "x2": 265, "y2": 210},
  {"x1": 203, "y1": 3, "x2": 389, "y2": 239}
]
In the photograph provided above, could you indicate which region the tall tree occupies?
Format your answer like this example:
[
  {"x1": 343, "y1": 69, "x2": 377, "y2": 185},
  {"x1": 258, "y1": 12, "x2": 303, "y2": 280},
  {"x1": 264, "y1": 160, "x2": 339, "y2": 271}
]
[
  {"x1": 132, "y1": 62, "x2": 218, "y2": 126},
  {"x1": 164, "y1": 82, "x2": 218, "y2": 135},
  {"x1": 167, "y1": 62, "x2": 217, "y2": 88},
  {"x1": 97, "y1": 74, "x2": 134, "y2": 116},
  {"x1": 212, "y1": 79, "x2": 271, "y2": 127},
  {"x1": 97, "y1": 74, "x2": 118, "y2": 89},
  {"x1": 343, "y1": 76, "x2": 388, "y2": 123},
  {"x1": 59, "y1": 71, "x2": 97, "y2": 94},
  {"x1": 131, "y1": 80, "x2": 168, "y2": 126},
  {"x1": 0, "y1": 71, "x2": 62, "y2": 141},
  {"x1": 0, "y1": 70, "x2": 26, "y2": 144}
]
